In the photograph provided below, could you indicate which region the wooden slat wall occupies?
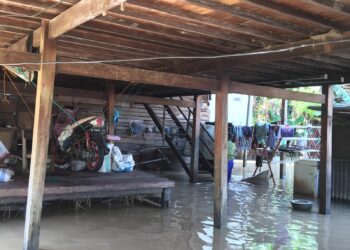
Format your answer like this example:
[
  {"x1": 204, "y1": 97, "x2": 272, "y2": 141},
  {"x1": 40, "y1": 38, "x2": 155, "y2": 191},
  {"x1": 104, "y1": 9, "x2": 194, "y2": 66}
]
[
  {"x1": 0, "y1": 95, "x2": 210, "y2": 152},
  {"x1": 114, "y1": 97, "x2": 209, "y2": 152}
]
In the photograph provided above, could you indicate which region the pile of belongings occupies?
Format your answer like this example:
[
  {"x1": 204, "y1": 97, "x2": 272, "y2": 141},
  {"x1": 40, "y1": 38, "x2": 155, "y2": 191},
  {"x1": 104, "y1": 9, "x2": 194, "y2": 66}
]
[
  {"x1": 0, "y1": 140, "x2": 15, "y2": 182},
  {"x1": 0, "y1": 168, "x2": 14, "y2": 182},
  {"x1": 100, "y1": 144, "x2": 135, "y2": 173},
  {"x1": 111, "y1": 145, "x2": 135, "y2": 173}
]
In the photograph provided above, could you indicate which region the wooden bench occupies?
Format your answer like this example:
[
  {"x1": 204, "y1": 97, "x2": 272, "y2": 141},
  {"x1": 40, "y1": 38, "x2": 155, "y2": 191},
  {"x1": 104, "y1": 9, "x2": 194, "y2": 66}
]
[{"x1": 0, "y1": 171, "x2": 175, "y2": 208}]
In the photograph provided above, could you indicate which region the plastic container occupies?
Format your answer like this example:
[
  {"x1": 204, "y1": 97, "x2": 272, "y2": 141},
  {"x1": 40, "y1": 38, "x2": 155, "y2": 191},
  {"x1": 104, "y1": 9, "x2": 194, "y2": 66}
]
[
  {"x1": 294, "y1": 159, "x2": 320, "y2": 198},
  {"x1": 291, "y1": 199, "x2": 313, "y2": 211},
  {"x1": 228, "y1": 160, "x2": 234, "y2": 182}
]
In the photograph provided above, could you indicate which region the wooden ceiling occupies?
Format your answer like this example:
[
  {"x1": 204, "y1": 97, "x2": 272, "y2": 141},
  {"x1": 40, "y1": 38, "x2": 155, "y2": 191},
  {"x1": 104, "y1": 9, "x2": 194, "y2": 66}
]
[{"x1": 1, "y1": 0, "x2": 350, "y2": 88}]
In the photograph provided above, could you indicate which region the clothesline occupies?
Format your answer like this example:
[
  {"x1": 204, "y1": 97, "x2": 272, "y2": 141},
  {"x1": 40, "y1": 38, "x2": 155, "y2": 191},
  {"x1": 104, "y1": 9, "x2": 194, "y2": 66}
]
[
  {"x1": 222, "y1": 122, "x2": 322, "y2": 153},
  {"x1": 269, "y1": 125, "x2": 321, "y2": 129},
  {"x1": 280, "y1": 137, "x2": 320, "y2": 140}
]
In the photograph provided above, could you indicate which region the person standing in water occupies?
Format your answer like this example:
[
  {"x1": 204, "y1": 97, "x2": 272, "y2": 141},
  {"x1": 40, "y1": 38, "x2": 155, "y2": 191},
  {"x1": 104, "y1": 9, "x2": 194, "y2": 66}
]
[{"x1": 227, "y1": 132, "x2": 235, "y2": 182}]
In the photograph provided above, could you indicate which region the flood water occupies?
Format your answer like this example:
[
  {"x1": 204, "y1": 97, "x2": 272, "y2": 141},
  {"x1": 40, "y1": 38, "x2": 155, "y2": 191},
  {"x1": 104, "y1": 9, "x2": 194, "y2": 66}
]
[{"x1": 0, "y1": 162, "x2": 349, "y2": 249}]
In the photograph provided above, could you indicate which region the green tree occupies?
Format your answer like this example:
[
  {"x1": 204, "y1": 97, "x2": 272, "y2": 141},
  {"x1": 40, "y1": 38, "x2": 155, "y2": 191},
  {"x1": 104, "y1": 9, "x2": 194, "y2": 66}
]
[{"x1": 253, "y1": 86, "x2": 321, "y2": 125}]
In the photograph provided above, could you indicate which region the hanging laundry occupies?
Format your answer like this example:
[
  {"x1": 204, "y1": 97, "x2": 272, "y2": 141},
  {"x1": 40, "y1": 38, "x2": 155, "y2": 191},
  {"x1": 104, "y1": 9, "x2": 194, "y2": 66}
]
[
  {"x1": 233, "y1": 126, "x2": 253, "y2": 152},
  {"x1": 241, "y1": 126, "x2": 253, "y2": 151},
  {"x1": 267, "y1": 125, "x2": 280, "y2": 149},
  {"x1": 280, "y1": 125, "x2": 295, "y2": 137},
  {"x1": 242, "y1": 126, "x2": 253, "y2": 138},
  {"x1": 255, "y1": 122, "x2": 269, "y2": 145}
]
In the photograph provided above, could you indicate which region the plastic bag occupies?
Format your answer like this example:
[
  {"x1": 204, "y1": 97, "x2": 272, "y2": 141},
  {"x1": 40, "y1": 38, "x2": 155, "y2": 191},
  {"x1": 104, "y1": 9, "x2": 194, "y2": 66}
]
[
  {"x1": 123, "y1": 154, "x2": 133, "y2": 162},
  {"x1": 113, "y1": 146, "x2": 123, "y2": 162},
  {"x1": 0, "y1": 140, "x2": 10, "y2": 160},
  {"x1": 111, "y1": 146, "x2": 134, "y2": 173},
  {"x1": 113, "y1": 160, "x2": 135, "y2": 173},
  {"x1": 0, "y1": 168, "x2": 14, "y2": 182},
  {"x1": 58, "y1": 125, "x2": 73, "y2": 150},
  {"x1": 128, "y1": 120, "x2": 144, "y2": 135},
  {"x1": 99, "y1": 143, "x2": 114, "y2": 173},
  {"x1": 55, "y1": 163, "x2": 70, "y2": 170},
  {"x1": 71, "y1": 160, "x2": 86, "y2": 172}
]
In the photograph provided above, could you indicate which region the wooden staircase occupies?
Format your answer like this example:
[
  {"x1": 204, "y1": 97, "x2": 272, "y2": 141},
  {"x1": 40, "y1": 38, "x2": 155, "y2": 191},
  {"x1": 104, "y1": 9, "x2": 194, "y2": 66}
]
[{"x1": 144, "y1": 102, "x2": 214, "y2": 180}]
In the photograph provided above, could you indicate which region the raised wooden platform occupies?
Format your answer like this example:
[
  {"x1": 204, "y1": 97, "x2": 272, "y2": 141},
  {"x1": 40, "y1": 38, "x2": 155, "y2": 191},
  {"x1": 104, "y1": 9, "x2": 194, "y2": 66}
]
[{"x1": 0, "y1": 171, "x2": 175, "y2": 207}]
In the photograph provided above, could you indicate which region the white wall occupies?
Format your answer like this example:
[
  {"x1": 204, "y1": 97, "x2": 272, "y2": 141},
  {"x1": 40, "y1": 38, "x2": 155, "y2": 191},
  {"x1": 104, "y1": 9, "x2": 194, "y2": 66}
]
[{"x1": 208, "y1": 94, "x2": 253, "y2": 126}]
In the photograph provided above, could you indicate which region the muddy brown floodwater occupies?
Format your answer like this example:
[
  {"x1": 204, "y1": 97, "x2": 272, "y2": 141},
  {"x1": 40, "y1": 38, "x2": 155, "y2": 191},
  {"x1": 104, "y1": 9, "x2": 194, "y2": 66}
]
[{"x1": 0, "y1": 162, "x2": 349, "y2": 249}]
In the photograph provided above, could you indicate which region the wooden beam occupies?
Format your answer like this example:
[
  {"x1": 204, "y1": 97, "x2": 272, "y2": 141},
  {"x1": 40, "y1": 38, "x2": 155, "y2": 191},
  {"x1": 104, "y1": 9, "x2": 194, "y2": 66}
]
[
  {"x1": 176, "y1": 31, "x2": 350, "y2": 74},
  {"x1": 107, "y1": 81, "x2": 116, "y2": 135},
  {"x1": 55, "y1": 93, "x2": 196, "y2": 108},
  {"x1": 9, "y1": 28, "x2": 41, "y2": 52},
  {"x1": 9, "y1": 0, "x2": 126, "y2": 50},
  {"x1": 0, "y1": 47, "x2": 218, "y2": 91},
  {"x1": 56, "y1": 62, "x2": 218, "y2": 92},
  {"x1": 229, "y1": 82, "x2": 326, "y2": 104},
  {"x1": 214, "y1": 72, "x2": 228, "y2": 229},
  {"x1": 190, "y1": 95, "x2": 201, "y2": 183},
  {"x1": 49, "y1": 0, "x2": 126, "y2": 39},
  {"x1": 23, "y1": 20, "x2": 57, "y2": 250},
  {"x1": 0, "y1": 49, "x2": 40, "y2": 70},
  {"x1": 319, "y1": 85, "x2": 334, "y2": 215},
  {"x1": 117, "y1": 95, "x2": 195, "y2": 108},
  {"x1": 0, "y1": 51, "x2": 325, "y2": 104},
  {"x1": 0, "y1": 81, "x2": 196, "y2": 108}
]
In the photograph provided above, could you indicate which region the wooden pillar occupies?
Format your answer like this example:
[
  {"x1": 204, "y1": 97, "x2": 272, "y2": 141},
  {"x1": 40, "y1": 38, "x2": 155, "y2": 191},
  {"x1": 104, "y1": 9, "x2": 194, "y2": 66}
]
[
  {"x1": 107, "y1": 82, "x2": 116, "y2": 135},
  {"x1": 22, "y1": 129, "x2": 28, "y2": 174},
  {"x1": 214, "y1": 73, "x2": 229, "y2": 228},
  {"x1": 23, "y1": 20, "x2": 57, "y2": 250},
  {"x1": 242, "y1": 95, "x2": 251, "y2": 168},
  {"x1": 319, "y1": 85, "x2": 333, "y2": 215},
  {"x1": 190, "y1": 95, "x2": 201, "y2": 182},
  {"x1": 280, "y1": 99, "x2": 288, "y2": 179}
]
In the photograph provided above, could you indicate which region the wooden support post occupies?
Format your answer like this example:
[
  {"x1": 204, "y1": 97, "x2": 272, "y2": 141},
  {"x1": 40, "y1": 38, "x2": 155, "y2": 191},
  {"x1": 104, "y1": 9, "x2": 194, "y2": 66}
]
[
  {"x1": 280, "y1": 99, "x2": 288, "y2": 179},
  {"x1": 242, "y1": 95, "x2": 251, "y2": 168},
  {"x1": 190, "y1": 95, "x2": 201, "y2": 182},
  {"x1": 214, "y1": 73, "x2": 229, "y2": 229},
  {"x1": 107, "y1": 82, "x2": 116, "y2": 135},
  {"x1": 22, "y1": 129, "x2": 28, "y2": 175},
  {"x1": 161, "y1": 188, "x2": 171, "y2": 208},
  {"x1": 23, "y1": 20, "x2": 57, "y2": 250},
  {"x1": 319, "y1": 85, "x2": 333, "y2": 215}
]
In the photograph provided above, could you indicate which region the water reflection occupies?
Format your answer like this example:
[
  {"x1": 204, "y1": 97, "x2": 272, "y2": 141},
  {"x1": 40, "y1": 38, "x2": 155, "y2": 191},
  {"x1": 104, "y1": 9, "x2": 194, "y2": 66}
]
[
  {"x1": 0, "y1": 166, "x2": 350, "y2": 249},
  {"x1": 168, "y1": 163, "x2": 350, "y2": 250}
]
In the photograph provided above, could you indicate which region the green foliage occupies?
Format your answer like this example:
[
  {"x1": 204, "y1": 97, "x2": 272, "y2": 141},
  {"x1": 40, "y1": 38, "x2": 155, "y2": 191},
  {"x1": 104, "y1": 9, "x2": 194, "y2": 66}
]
[
  {"x1": 288, "y1": 87, "x2": 321, "y2": 125},
  {"x1": 253, "y1": 97, "x2": 281, "y2": 123},
  {"x1": 253, "y1": 86, "x2": 321, "y2": 125}
]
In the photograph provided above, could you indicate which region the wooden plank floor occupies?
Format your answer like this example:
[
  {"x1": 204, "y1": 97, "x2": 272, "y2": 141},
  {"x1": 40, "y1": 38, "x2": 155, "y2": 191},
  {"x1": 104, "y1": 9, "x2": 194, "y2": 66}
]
[{"x1": 0, "y1": 171, "x2": 175, "y2": 205}]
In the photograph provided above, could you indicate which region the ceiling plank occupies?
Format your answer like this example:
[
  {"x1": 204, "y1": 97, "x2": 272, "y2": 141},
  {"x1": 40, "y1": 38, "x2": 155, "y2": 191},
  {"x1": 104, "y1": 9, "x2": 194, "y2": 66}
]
[
  {"x1": 185, "y1": 0, "x2": 311, "y2": 35},
  {"x1": 307, "y1": 0, "x2": 350, "y2": 14},
  {"x1": 247, "y1": 0, "x2": 345, "y2": 30},
  {"x1": 174, "y1": 31, "x2": 350, "y2": 74},
  {"x1": 128, "y1": 0, "x2": 288, "y2": 43}
]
